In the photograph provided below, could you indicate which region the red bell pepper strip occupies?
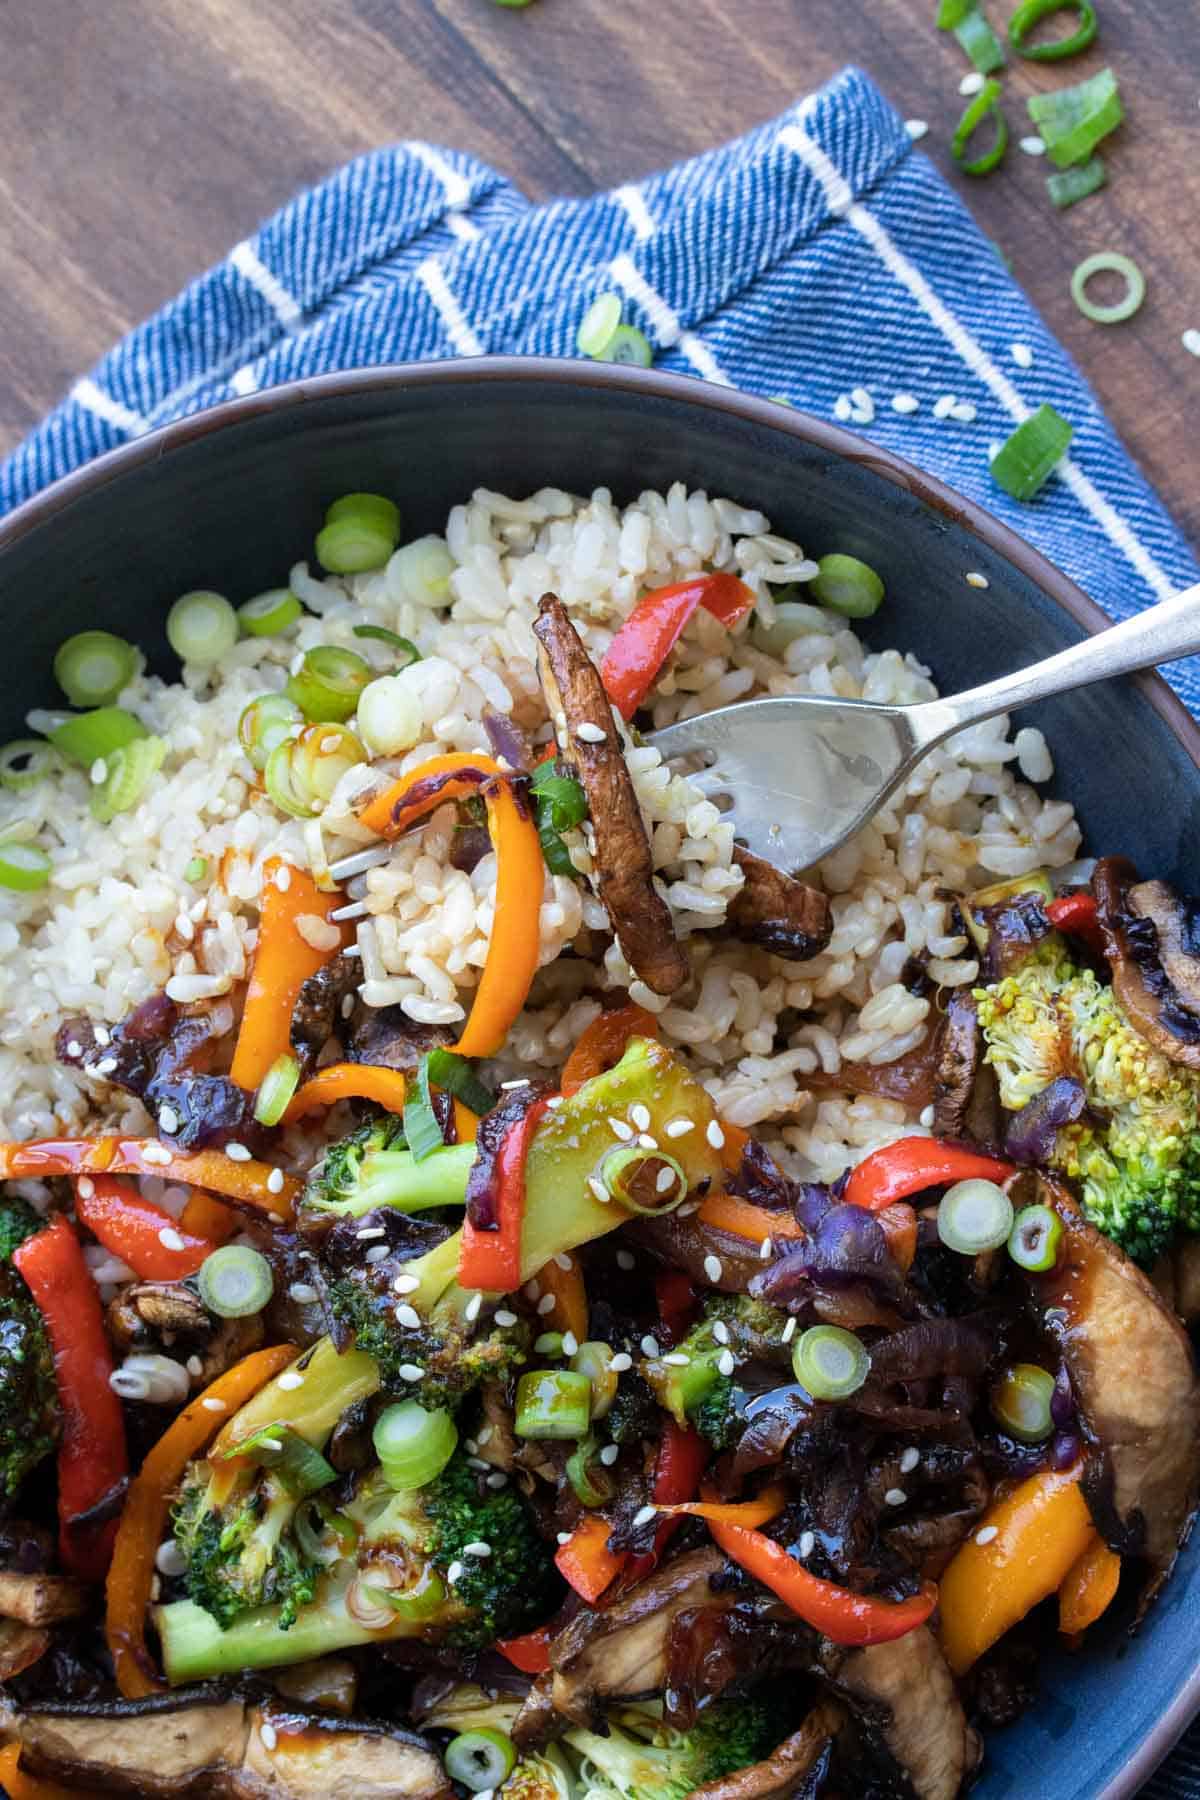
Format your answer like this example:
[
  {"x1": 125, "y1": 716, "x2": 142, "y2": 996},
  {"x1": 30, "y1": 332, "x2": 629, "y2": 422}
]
[
  {"x1": 555, "y1": 1513, "x2": 626, "y2": 1603},
  {"x1": 497, "y1": 1624, "x2": 555, "y2": 1674},
  {"x1": 707, "y1": 1509, "x2": 937, "y2": 1646},
  {"x1": 73, "y1": 1175, "x2": 213, "y2": 1281},
  {"x1": 843, "y1": 1138, "x2": 1016, "y2": 1212},
  {"x1": 601, "y1": 574, "x2": 756, "y2": 718},
  {"x1": 624, "y1": 1420, "x2": 709, "y2": 1586},
  {"x1": 13, "y1": 1215, "x2": 128, "y2": 1583},
  {"x1": 655, "y1": 1269, "x2": 699, "y2": 1345},
  {"x1": 458, "y1": 1096, "x2": 551, "y2": 1293},
  {"x1": 1046, "y1": 892, "x2": 1106, "y2": 958}
]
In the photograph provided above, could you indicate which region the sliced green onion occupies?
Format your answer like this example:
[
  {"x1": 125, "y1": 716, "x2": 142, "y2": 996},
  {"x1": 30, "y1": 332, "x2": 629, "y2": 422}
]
[
  {"x1": 937, "y1": 1178, "x2": 1014, "y2": 1255},
  {"x1": 0, "y1": 842, "x2": 51, "y2": 892},
  {"x1": 286, "y1": 646, "x2": 371, "y2": 723},
  {"x1": 1009, "y1": 0, "x2": 1097, "y2": 60},
  {"x1": 1007, "y1": 1202, "x2": 1064, "y2": 1272},
  {"x1": 184, "y1": 855, "x2": 209, "y2": 883},
  {"x1": 352, "y1": 625, "x2": 422, "y2": 666},
  {"x1": 166, "y1": 591, "x2": 239, "y2": 665},
  {"x1": 390, "y1": 536, "x2": 455, "y2": 609},
  {"x1": 0, "y1": 740, "x2": 60, "y2": 791},
  {"x1": 373, "y1": 1400, "x2": 458, "y2": 1491},
  {"x1": 791, "y1": 1325, "x2": 869, "y2": 1401},
  {"x1": 534, "y1": 1331, "x2": 565, "y2": 1357},
  {"x1": 380, "y1": 1563, "x2": 447, "y2": 1621},
  {"x1": 598, "y1": 1145, "x2": 689, "y2": 1216},
  {"x1": 403, "y1": 1059, "x2": 446, "y2": 1165},
  {"x1": 990, "y1": 403, "x2": 1074, "y2": 501},
  {"x1": 254, "y1": 1051, "x2": 301, "y2": 1127},
  {"x1": 290, "y1": 723, "x2": 367, "y2": 807},
  {"x1": 1027, "y1": 67, "x2": 1122, "y2": 167},
  {"x1": 53, "y1": 631, "x2": 138, "y2": 707},
  {"x1": 265, "y1": 739, "x2": 317, "y2": 819},
  {"x1": 1070, "y1": 251, "x2": 1145, "y2": 324},
  {"x1": 197, "y1": 1245, "x2": 274, "y2": 1318},
  {"x1": 576, "y1": 293, "x2": 623, "y2": 359},
  {"x1": 571, "y1": 1340, "x2": 619, "y2": 1419},
  {"x1": 49, "y1": 706, "x2": 147, "y2": 767},
  {"x1": 937, "y1": 0, "x2": 974, "y2": 25},
  {"x1": 530, "y1": 761, "x2": 589, "y2": 876},
  {"x1": 566, "y1": 1434, "x2": 614, "y2": 1508},
  {"x1": 751, "y1": 600, "x2": 830, "y2": 658},
  {"x1": 237, "y1": 588, "x2": 303, "y2": 637},
  {"x1": 1046, "y1": 155, "x2": 1106, "y2": 208},
  {"x1": 952, "y1": 78, "x2": 1009, "y2": 176},
  {"x1": 226, "y1": 1424, "x2": 336, "y2": 1499},
  {"x1": 955, "y1": 8, "x2": 1006, "y2": 72},
  {"x1": 991, "y1": 1362, "x2": 1055, "y2": 1441},
  {"x1": 423, "y1": 1048, "x2": 496, "y2": 1118},
  {"x1": 316, "y1": 494, "x2": 401, "y2": 574},
  {"x1": 809, "y1": 554, "x2": 885, "y2": 619},
  {"x1": 325, "y1": 491, "x2": 401, "y2": 540},
  {"x1": 90, "y1": 735, "x2": 167, "y2": 823},
  {"x1": 514, "y1": 1369, "x2": 593, "y2": 1441},
  {"x1": 444, "y1": 1729, "x2": 518, "y2": 1793},
  {"x1": 238, "y1": 693, "x2": 303, "y2": 772},
  {"x1": 604, "y1": 325, "x2": 653, "y2": 368},
  {"x1": 356, "y1": 675, "x2": 423, "y2": 757}
]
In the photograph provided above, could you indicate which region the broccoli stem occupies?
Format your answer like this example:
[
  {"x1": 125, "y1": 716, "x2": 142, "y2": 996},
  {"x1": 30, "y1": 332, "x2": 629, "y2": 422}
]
[
  {"x1": 308, "y1": 1142, "x2": 477, "y2": 1220},
  {"x1": 155, "y1": 1574, "x2": 423, "y2": 1683}
]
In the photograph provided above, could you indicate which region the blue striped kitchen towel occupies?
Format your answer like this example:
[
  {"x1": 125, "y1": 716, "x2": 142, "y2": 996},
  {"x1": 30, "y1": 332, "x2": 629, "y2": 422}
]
[{"x1": 2, "y1": 56, "x2": 1200, "y2": 1799}]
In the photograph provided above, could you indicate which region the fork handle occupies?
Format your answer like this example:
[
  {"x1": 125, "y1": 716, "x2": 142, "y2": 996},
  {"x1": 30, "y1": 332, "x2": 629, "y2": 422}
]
[{"x1": 911, "y1": 578, "x2": 1200, "y2": 743}]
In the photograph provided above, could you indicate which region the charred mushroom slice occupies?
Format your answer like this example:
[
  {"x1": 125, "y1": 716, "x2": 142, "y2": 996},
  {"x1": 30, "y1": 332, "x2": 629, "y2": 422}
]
[
  {"x1": 290, "y1": 952, "x2": 361, "y2": 1075},
  {"x1": 687, "y1": 1705, "x2": 838, "y2": 1800},
  {"x1": 240, "y1": 1705, "x2": 453, "y2": 1798},
  {"x1": 727, "y1": 847, "x2": 831, "y2": 963},
  {"x1": 0, "y1": 1572, "x2": 89, "y2": 1628},
  {"x1": 532, "y1": 594, "x2": 689, "y2": 996},
  {"x1": 0, "y1": 1621, "x2": 51, "y2": 1683},
  {"x1": 344, "y1": 1006, "x2": 454, "y2": 1074},
  {"x1": 1026, "y1": 1178, "x2": 1200, "y2": 1597},
  {"x1": 1094, "y1": 858, "x2": 1200, "y2": 1067},
  {"x1": 823, "y1": 1627, "x2": 981, "y2": 1800},
  {"x1": 106, "y1": 1283, "x2": 263, "y2": 1387},
  {"x1": 931, "y1": 993, "x2": 983, "y2": 1140}
]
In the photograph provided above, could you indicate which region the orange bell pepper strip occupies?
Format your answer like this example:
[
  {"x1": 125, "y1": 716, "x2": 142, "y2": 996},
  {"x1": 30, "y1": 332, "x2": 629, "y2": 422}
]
[
  {"x1": 1058, "y1": 1533, "x2": 1121, "y2": 1637},
  {"x1": 285, "y1": 1062, "x2": 409, "y2": 1121},
  {"x1": 0, "y1": 1744, "x2": 105, "y2": 1800},
  {"x1": 13, "y1": 1216, "x2": 128, "y2": 1584},
  {"x1": 534, "y1": 1252, "x2": 588, "y2": 1342},
  {"x1": 73, "y1": 1174, "x2": 213, "y2": 1280},
  {"x1": 876, "y1": 1201, "x2": 918, "y2": 1272},
  {"x1": 179, "y1": 1191, "x2": 239, "y2": 1245},
  {"x1": 555, "y1": 1513, "x2": 626, "y2": 1603},
  {"x1": 601, "y1": 574, "x2": 756, "y2": 719},
  {"x1": 843, "y1": 1138, "x2": 1016, "y2": 1212},
  {"x1": 497, "y1": 1623, "x2": 554, "y2": 1674},
  {"x1": 938, "y1": 1463, "x2": 1093, "y2": 1674},
  {"x1": 656, "y1": 1483, "x2": 788, "y2": 1530},
  {"x1": 697, "y1": 1192, "x2": 804, "y2": 1244},
  {"x1": 358, "y1": 756, "x2": 544, "y2": 1061},
  {"x1": 230, "y1": 859, "x2": 346, "y2": 1092},
  {"x1": 560, "y1": 1004, "x2": 659, "y2": 1095},
  {"x1": 0, "y1": 1138, "x2": 299, "y2": 1221},
  {"x1": 105, "y1": 1342, "x2": 296, "y2": 1698}
]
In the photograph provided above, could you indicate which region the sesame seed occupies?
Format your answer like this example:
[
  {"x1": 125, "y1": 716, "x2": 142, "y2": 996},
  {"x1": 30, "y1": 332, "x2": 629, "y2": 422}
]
[
  {"x1": 633, "y1": 1505, "x2": 658, "y2": 1528},
  {"x1": 394, "y1": 1304, "x2": 421, "y2": 1329},
  {"x1": 266, "y1": 1168, "x2": 285, "y2": 1194},
  {"x1": 706, "y1": 1120, "x2": 725, "y2": 1149},
  {"x1": 759, "y1": 1238, "x2": 773, "y2": 1261},
  {"x1": 609, "y1": 1117, "x2": 634, "y2": 1142},
  {"x1": 90, "y1": 758, "x2": 108, "y2": 786},
  {"x1": 798, "y1": 1530, "x2": 816, "y2": 1558},
  {"x1": 575, "y1": 721, "x2": 607, "y2": 744},
  {"x1": 485, "y1": 1472, "x2": 508, "y2": 1489},
  {"x1": 781, "y1": 1317, "x2": 797, "y2": 1343},
  {"x1": 933, "y1": 393, "x2": 958, "y2": 420},
  {"x1": 158, "y1": 1106, "x2": 179, "y2": 1135},
  {"x1": 156, "y1": 1538, "x2": 188, "y2": 1576},
  {"x1": 703, "y1": 1254, "x2": 723, "y2": 1283},
  {"x1": 637, "y1": 1133, "x2": 658, "y2": 1151},
  {"x1": 477, "y1": 1426, "x2": 494, "y2": 1447},
  {"x1": 959, "y1": 69, "x2": 985, "y2": 95},
  {"x1": 976, "y1": 1524, "x2": 999, "y2": 1546},
  {"x1": 919, "y1": 1104, "x2": 936, "y2": 1128},
  {"x1": 546, "y1": 1095, "x2": 564, "y2": 1109},
  {"x1": 833, "y1": 393, "x2": 853, "y2": 422},
  {"x1": 655, "y1": 1166, "x2": 677, "y2": 1194},
  {"x1": 393, "y1": 1273, "x2": 420, "y2": 1294},
  {"x1": 1010, "y1": 341, "x2": 1034, "y2": 369},
  {"x1": 398, "y1": 1363, "x2": 424, "y2": 1382},
  {"x1": 561, "y1": 1331, "x2": 579, "y2": 1356},
  {"x1": 676, "y1": 1201, "x2": 699, "y2": 1217},
  {"x1": 446, "y1": 1560, "x2": 464, "y2": 1585},
  {"x1": 260, "y1": 1722, "x2": 278, "y2": 1752},
  {"x1": 494, "y1": 1309, "x2": 518, "y2": 1327},
  {"x1": 158, "y1": 1226, "x2": 186, "y2": 1253},
  {"x1": 610, "y1": 1353, "x2": 633, "y2": 1373},
  {"x1": 142, "y1": 1143, "x2": 172, "y2": 1166},
  {"x1": 554, "y1": 1252, "x2": 573, "y2": 1270},
  {"x1": 556, "y1": 1531, "x2": 572, "y2": 1546},
  {"x1": 884, "y1": 1488, "x2": 907, "y2": 1507},
  {"x1": 186, "y1": 1354, "x2": 204, "y2": 1378},
  {"x1": 616, "y1": 1249, "x2": 635, "y2": 1271},
  {"x1": 463, "y1": 1540, "x2": 492, "y2": 1558},
  {"x1": 630, "y1": 1104, "x2": 651, "y2": 1131},
  {"x1": 965, "y1": 571, "x2": 989, "y2": 589},
  {"x1": 665, "y1": 1117, "x2": 694, "y2": 1138},
  {"x1": 77, "y1": 1175, "x2": 95, "y2": 1200},
  {"x1": 899, "y1": 1447, "x2": 920, "y2": 1474},
  {"x1": 712, "y1": 1321, "x2": 730, "y2": 1345},
  {"x1": 202, "y1": 1398, "x2": 227, "y2": 1412},
  {"x1": 600, "y1": 1443, "x2": 620, "y2": 1466},
  {"x1": 524, "y1": 1280, "x2": 541, "y2": 1301},
  {"x1": 342, "y1": 993, "x2": 355, "y2": 1019},
  {"x1": 94, "y1": 1026, "x2": 111, "y2": 1046},
  {"x1": 717, "y1": 1349, "x2": 736, "y2": 1377},
  {"x1": 662, "y1": 1352, "x2": 691, "y2": 1367},
  {"x1": 465, "y1": 1292, "x2": 483, "y2": 1322},
  {"x1": 500, "y1": 1079, "x2": 531, "y2": 1089},
  {"x1": 948, "y1": 400, "x2": 977, "y2": 423},
  {"x1": 891, "y1": 392, "x2": 920, "y2": 415},
  {"x1": 258, "y1": 1436, "x2": 284, "y2": 1453},
  {"x1": 278, "y1": 1370, "x2": 304, "y2": 1391},
  {"x1": 1183, "y1": 329, "x2": 1200, "y2": 358},
  {"x1": 904, "y1": 118, "x2": 928, "y2": 140},
  {"x1": 1019, "y1": 134, "x2": 1047, "y2": 155},
  {"x1": 289, "y1": 1282, "x2": 318, "y2": 1305},
  {"x1": 66, "y1": 1039, "x2": 83, "y2": 1058},
  {"x1": 356, "y1": 1225, "x2": 386, "y2": 1240},
  {"x1": 640, "y1": 1334, "x2": 661, "y2": 1358},
  {"x1": 588, "y1": 1178, "x2": 611, "y2": 1204},
  {"x1": 224, "y1": 1142, "x2": 251, "y2": 1162}
]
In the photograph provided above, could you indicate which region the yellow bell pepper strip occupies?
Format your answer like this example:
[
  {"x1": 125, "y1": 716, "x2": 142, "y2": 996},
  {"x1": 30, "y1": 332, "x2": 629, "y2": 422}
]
[
  {"x1": 560, "y1": 1003, "x2": 659, "y2": 1095},
  {"x1": 357, "y1": 754, "x2": 544, "y2": 1060},
  {"x1": 1058, "y1": 1533, "x2": 1121, "y2": 1637},
  {"x1": 105, "y1": 1343, "x2": 296, "y2": 1698},
  {"x1": 843, "y1": 1138, "x2": 1016, "y2": 1211},
  {"x1": 555, "y1": 1512, "x2": 627, "y2": 1603},
  {"x1": 938, "y1": 1463, "x2": 1093, "y2": 1674},
  {"x1": 708, "y1": 1507, "x2": 937, "y2": 1646},
  {"x1": 534, "y1": 1251, "x2": 589, "y2": 1342},
  {"x1": 230, "y1": 859, "x2": 347, "y2": 1092},
  {"x1": 0, "y1": 1137, "x2": 299, "y2": 1221},
  {"x1": 285, "y1": 1061, "x2": 409, "y2": 1121},
  {"x1": 600, "y1": 573, "x2": 756, "y2": 719},
  {"x1": 0, "y1": 1743, "x2": 105, "y2": 1800},
  {"x1": 655, "y1": 1483, "x2": 788, "y2": 1530}
]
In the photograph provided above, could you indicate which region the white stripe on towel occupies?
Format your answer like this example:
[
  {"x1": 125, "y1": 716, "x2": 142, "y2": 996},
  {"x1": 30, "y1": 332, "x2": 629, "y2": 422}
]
[
  {"x1": 615, "y1": 184, "x2": 657, "y2": 243},
  {"x1": 608, "y1": 252, "x2": 731, "y2": 386},
  {"x1": 416, "y1": 257, "x2": 484, "y2": 355},
  {"x1": 230, "y1": 241, "x2": 303, "y2": 332},
  {"x1": 71, "y1": 378, "x2": 149, "y2": 438}
]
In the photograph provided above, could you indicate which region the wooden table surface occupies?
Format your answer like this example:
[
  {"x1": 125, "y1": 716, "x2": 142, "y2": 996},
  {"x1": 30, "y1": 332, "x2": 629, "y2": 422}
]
[{"x1": 2, "y1": 0, "x2": 1197, "y2": 547}]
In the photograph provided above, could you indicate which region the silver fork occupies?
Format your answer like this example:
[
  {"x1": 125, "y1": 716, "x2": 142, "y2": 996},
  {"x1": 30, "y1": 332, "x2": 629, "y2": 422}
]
[{"x1": 646, "y1": 579, "x2": 1200, "y2": 873}]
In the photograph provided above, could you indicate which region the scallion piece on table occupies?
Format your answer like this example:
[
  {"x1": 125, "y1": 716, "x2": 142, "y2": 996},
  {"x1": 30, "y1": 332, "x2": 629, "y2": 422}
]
[
  {"x1": 166, "y1": 591, "x2": 239, "y2": 666},
  {"x1": 444, "y1": 1730, "x2": 519, "y2": 1794},
  {"x1": 1026, "y1": 67, "x2": 1122, "y2": 167},
  {"x1": 1007, "y1": 1203, "x2": 1064, "y2": 1272},
  {"x1": 352, "y1": 624, "x2": 422, "y2": 665},
  {"x1": 48, "y1": 706, "x2": 147, "y2": 767},
  {"x1": 791, "y1": 1325, "x2": 870, "y2": 1401},
  {"x1": 238, "y1": 692, "x2": 303, "y2": 771},
  {"x1": 0, "y1": 740, "x2": 59, "y2": 791},
  {"x1": 604, "y1": 325, "x2": 654, "y2": 368},
  {"x1": 253, "y1": 1051, "x2": 301, "y2": 1127},
  {"x1": 237, "y1": 587, "x2": 303, "y2": 637},
  {"x1": 576, "y1": 293, "x2": 623, "y2": 359},
  {"x1": 373, "y1": 1401, "x2": 458, "y2": 1491},
  {"x1": 53, "y1": 631, "x2": 139, "y2": 707},
  {"x1": 1046, "y1": 155, "x2": 1106, "y2": 208},
  {"x1": 954, "y1": 7, "x2": 1006, "y2": 73},
  {"x1": 422, "y1": 1048, "x2": 497, "y2": 1118},
  {"x1": 514, "y1": 1369, "x2": 593, "y2": 1441},
  {"x1": 1070, "y1": 251, "x2": 1145, "y2": 324},
  {"x1": 316, "y1": 493, "x2": 401, "y2": 574},
  {"x1": 403, "y1": 1059, "x2": 448, "y2": 1164},
  {"x1": 990, "y1": 1362, "x2": 1055, "y2": 1441},
  {"x1": 286, "y1": 645, "x2": 371, "y2": 723},
  {"x1": 0, "y1": 842, "x2": 52, "y2": 892},
  {"x1": 937, "y1": 1178, "x2": 1015, "y2": 1254},
  {"x1": 952, "y1": 78, "x2": 1009, "y2": 176},
  {"x1": 197, "y1": 1245, "x2": 274, "y2": 1319},
  {"x1": 810, "y1": 553, "x2": 886, "y2": 618},
  {"x1": 936, "y1": 0, "x2": 974, "y2": 24},
  {"x1": 990, "y1": 403, "x2": 1074, "y2": 500},
  {"x1": 90, "y1": 735, "x2": 167, "y2": 823},
  {"x1": 1008, "y1": 0, "x2": 1097, "y2": 61}
]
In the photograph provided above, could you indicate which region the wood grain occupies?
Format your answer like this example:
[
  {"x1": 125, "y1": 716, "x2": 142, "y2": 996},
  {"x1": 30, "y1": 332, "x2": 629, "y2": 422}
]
[{"x1": 1, "y1": 0, "x2": 1196, "y2": 547}]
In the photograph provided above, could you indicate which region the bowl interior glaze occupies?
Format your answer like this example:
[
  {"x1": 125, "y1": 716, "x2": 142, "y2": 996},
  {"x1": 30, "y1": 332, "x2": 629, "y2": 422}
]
[{"x1": 2, "y1": 361, "x2": 1197, "y2": 1796}]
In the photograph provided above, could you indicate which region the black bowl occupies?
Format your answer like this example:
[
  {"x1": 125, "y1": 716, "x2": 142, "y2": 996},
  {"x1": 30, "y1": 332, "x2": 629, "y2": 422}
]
[{"x1": 2, "y1": 359, "x2": 1198, "y2": 1794}]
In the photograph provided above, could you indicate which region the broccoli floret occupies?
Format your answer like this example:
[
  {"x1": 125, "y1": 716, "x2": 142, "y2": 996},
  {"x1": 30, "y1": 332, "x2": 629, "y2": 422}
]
[
  {"x1": 564, "y1": 1696, "x2": 778, "y2": 1800},
  {"x1": 173, "y1": 1457, "x2": 320, "y2": 1631},
  {"x1": 0, "y1": 1194, "x2": 42, "y2": 1263},
  {"x1": 0, "y1": 1200, "x2": 59, "y2": 1506},
  {"x1": 642, "y1": 1293, "x2": 791, "y2": 1437},
  {"x1": 502, "y1": 1749, "x2": 575, "y2": 1800},
  {"x1": 301, "y1": 1113, "x2": 476, "y2": 1222},
  {"x1": 978, "y1": 954, "x2": 1200, "y2": 1265}
]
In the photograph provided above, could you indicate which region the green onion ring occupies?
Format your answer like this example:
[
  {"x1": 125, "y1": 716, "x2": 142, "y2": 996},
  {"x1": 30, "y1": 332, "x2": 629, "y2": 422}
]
[
  {"x1": 937, "y1": 1178, "x2": 1015, "y2": 1255},
  {"x1": 990, "y1": 1362, "x2": 1056, "y2": 1441},
  {"x1": 325, "y1": 491, "x2": 401, "y2": 541},
  {"x1": 53, "y1": 631, "x2": 139, "y2": 707},
  {"x1": 514, "y1": 1369, "x2": 593, "y2": 1441},
  {"x1": 576, "y1": 293, "x2": 623, "y2": 359},
  {"x1": 253, "y1": 1051, "x2": 301, "y2": 1127},
  {"x1": 598, "y1": 1144, "x2": 689, "y2": 1215},
  {"x1": 952, "y1": 79, "x2": 1009, "y2": 176},
  {"x1": 604, "y1": 325, "x2": 654, "y2": 367},
  {"x1": 90, "y1": 736, "x2": 167, "y2": 823},
  {"x1": 352, "y1": 624, "x2": 422, "y2": 666},
  {"x1": 1027, "y1": 67, "x2": 1123, "y2": 168},
  {"x1": 1007, "y1": 1202, "x2": 1064, "y2": 1272},
  {"x1": 286, "y1": 645, "x2": 371, "y2": 723},
  {"x1": 444, "y1": 1729, "x2": 518, "y2": 1792},
  {"x1": 166, "y1": 591, "x2": 239, "y2": 666},
  {"x1": 197, "y1": 1245, "x2": 274, "y2": 1319},
  {"x1": 0, "y1": 842, "x2": 52, "y2": 892},
  {"x1": 810, "y1": 554, "x2": 885, "y2": 619},
  {"x1": 1008, "y1": 0, "x2": 1097, "y2": 61},
  {"x1": 990, "y1": 403, "x2": 1075, "y2": 501},
  {"x1": 238, "y1": 693, "x2": 303, "y2": 772},
  {"x1": 791, "y1": 1325, "x2": 870, "y2": 1401},
  {"x1": 0, "y1": 740, "x2": 60, "y2": 791},
  {"x1": 265, "y1": 739, "x2": 318, "y2": 818},
  {"x1": 237, "y1": 588, "x2": 303, "y2": 637},
  {"x1": 372, "y1": 1400, "x2": 458, "y2": 1491},
  {"x1": 1070, "y1": 251, "x2": 1145, "y2": 325}
]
